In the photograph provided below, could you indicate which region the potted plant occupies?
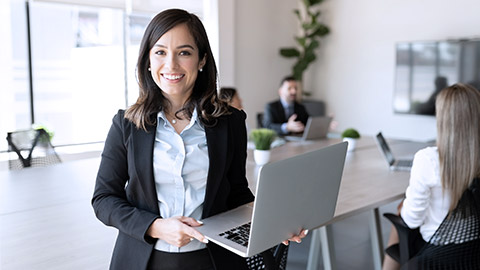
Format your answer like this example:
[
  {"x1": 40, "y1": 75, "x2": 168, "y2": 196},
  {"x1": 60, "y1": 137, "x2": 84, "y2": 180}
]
[
  {"x1": 250, "y1": 128, "x2": 277, "y2": 165},
  {"x1": 279, "y1": 0, "x2": 330, "y2": 96},
  {"x1": 32, "y1": 123, "x2": 54, "y2": 146},
  {"x1": 341, "y1": 128, "x2": 360, "y2": 152}
]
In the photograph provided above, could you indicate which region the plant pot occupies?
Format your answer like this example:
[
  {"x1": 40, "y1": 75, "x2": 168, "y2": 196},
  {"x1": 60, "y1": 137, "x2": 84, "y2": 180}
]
[
  {"x1": 343, "y1": 138, "x2": 357, "y2": 152},
  {"x1": 254, "y1": 149, "x2": 271, "y2": 165}
]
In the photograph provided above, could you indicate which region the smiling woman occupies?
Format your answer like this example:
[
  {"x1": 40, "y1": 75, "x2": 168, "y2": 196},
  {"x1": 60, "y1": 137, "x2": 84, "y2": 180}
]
[
  {"x1": 148, "y1": 23, "x2": 206, "y2": 116},
  {"x1": 92, "y1": 8, "x2": 307, "y2": 270},
  {"x1": 125, "y1": 9, "x2": 224, "y2": 131},
  {"x1": 91, "y1": 9, "x2": 254, "y2": 270}
]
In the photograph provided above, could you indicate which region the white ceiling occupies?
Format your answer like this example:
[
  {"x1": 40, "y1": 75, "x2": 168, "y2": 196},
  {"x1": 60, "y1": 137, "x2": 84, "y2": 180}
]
[{"x1": 33, "y1": 0, "x2": 204, "y2": 15}]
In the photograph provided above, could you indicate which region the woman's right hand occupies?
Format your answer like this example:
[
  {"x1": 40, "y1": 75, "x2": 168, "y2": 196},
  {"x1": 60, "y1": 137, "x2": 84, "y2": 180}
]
[{"x1": 147, "y1": 216, "x2": 208, "y2": 247}]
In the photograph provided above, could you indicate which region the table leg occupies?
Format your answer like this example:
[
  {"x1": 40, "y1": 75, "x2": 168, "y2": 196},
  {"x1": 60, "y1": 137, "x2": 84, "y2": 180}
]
[
  {"x1": 369, "y1": 208, "x2": 384, "y2": 270},
  {"x1": 306, "y1": 225, "x2": 336, "y2": 270}
]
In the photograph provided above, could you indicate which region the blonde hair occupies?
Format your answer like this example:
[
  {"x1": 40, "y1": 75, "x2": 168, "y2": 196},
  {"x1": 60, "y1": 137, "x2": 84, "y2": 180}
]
[{"x1": 436, "y1": 83, "x2": 480, "y2": 210}]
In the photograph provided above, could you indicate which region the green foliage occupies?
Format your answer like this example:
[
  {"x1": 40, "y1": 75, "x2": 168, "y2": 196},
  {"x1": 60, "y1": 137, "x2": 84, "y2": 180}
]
[
  {"x1": 279, "y1": 0, "x2": 329, "y2": 81},
  {"x1": 341, "y1": 128, "x2": 361, "y2": 139},
  {"x1": 250, "y1": 129, "x2": 277, "y2": 150},
  {"x1": 280, "y1": 48, "x2": 300, "y2": 57},
  {"x1": 32, "y1": 123, "x2": 54, "y2": 142}
]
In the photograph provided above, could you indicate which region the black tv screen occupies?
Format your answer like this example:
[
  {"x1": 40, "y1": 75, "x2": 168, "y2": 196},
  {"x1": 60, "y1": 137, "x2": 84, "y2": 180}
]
[{"x1": 393, "y1": 39, "x2": 480, "y2": 116}]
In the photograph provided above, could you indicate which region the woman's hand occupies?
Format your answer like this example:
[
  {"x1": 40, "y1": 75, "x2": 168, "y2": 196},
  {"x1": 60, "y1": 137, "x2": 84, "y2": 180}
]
[
  {"x1": 281, "y1": 229, "x2": 308, "y2": 245},
  {"x1": 147, "y1": 216, "x2": 208, "y2": 247}
]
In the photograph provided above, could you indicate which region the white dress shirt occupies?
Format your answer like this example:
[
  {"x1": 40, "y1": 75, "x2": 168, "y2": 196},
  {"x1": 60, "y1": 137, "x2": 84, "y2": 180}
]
[
  {"x1": 153, "y1": 109, "x2": 209, "y2": 252},
  {"x1": 280, "y1": 99, "x2": 293, "y2": 134},
  {"x1": 400, "y1": 146, "x2": 451, "y2": 242}
]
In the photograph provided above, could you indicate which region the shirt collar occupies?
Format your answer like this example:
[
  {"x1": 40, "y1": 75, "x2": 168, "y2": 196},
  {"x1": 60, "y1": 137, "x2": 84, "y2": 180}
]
[
  {"x1": 280, "y1": 98, "x2": 293, "y2": 109},
  {"x1": 157, "y1": 108, "x2": 201, "y2": 130}
]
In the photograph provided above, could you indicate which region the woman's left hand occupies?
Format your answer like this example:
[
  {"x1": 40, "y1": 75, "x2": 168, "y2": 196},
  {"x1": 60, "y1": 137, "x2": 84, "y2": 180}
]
[{"x1": 282, "y1": 229, "x2": 308, "y2": 245}]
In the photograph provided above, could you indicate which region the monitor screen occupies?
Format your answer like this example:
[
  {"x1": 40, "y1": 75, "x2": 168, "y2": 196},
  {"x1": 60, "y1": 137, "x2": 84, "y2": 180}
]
[{"x1": 392, "y1": 39, "x2": 480, "y2": 116}]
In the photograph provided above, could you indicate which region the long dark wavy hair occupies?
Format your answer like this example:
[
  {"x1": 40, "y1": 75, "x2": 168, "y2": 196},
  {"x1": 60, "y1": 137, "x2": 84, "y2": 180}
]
[{"x1": 125, "y1": 9, "x2": 229, "y2": 130}]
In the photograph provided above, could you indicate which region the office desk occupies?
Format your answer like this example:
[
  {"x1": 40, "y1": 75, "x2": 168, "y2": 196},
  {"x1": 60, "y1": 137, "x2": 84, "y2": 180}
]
[{"x1": 246, "y1": 137, "x2": 431, "y2": 270}]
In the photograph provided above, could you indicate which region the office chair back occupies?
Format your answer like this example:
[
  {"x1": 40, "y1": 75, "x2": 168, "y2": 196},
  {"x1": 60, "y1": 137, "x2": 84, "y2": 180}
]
[
  {"x1": 385, "y1": 178, "x2": 480, "y2": 269},
  {"x1": 406, "y1": 178, "x2": 480, "y2": 269},
  {"x1": 6, "y1": 128, "x2": 61, "y2": 170}
]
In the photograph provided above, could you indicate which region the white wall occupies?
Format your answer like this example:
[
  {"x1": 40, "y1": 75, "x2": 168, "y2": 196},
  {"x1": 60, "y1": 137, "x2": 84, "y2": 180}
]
[
  {"x1": 233, "y1": 0, "x2": 480, "y2": 141},
  {"x1": 234, "y1": 0, "x2": 299, "y2": 129},
  {"x1": 216, "y1": 0, "x2": 236, "y2": 87}
]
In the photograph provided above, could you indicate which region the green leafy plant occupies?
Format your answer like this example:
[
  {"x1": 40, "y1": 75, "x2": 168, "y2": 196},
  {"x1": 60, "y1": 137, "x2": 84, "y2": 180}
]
[
  {"x1": 250, "y1": 129, "x2": 277, "y2": 150},
  {"x1": 341, "y1": 128, "x2": 360, "y2": 139},
  {"x1": 279, "y1": 0, "x2": 330, "y2": 82}
]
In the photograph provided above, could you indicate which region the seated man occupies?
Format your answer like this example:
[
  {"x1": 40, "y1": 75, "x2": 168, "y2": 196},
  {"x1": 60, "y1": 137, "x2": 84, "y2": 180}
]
[{"x1": 263, "y1": 76, "x2": 309, "y2": 135}]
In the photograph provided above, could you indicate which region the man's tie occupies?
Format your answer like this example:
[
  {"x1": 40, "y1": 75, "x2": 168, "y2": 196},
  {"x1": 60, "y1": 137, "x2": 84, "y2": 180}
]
[{"x1": 286, "y1": 105, "x2": 294, "y2": 119}]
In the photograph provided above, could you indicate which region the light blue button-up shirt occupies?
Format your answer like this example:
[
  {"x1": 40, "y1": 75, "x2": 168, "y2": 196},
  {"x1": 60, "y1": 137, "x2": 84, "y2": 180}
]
[{"x1": 153, "y1": 109, "x2": 209, "y2": 252}]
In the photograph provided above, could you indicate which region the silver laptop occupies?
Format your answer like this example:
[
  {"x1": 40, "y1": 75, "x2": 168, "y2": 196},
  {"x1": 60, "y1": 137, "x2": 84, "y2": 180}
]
[
  {"x1": 375, "y1": 132, "x2": 413, "y2": 171},
  {"x1": 196, "y1": 142, "x2": 348, "y2": 257},
  {"x1": 285, "y1": 116, "x2": 333, "y2": 141}
]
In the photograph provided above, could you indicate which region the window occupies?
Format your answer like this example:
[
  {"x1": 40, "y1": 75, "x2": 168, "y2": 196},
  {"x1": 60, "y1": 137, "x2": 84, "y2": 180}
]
[
  {"x1": 0, "y1": 0, "x2": 31, "y2": 152},
  {"x1": 30, "y1": 3, "x2": 125, "y2": 145},
  {"x1": 1, "y1": 0, "x2": 209, "y2": 152}
]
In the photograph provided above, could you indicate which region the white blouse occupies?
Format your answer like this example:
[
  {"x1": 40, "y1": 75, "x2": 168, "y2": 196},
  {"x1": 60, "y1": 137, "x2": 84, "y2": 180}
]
[
  {"x1": 153, "y1": 109, "x2": 209, "y2": 252},
  {"x1": 400, "y1": 146, "x2": 451, "y2": 242}
]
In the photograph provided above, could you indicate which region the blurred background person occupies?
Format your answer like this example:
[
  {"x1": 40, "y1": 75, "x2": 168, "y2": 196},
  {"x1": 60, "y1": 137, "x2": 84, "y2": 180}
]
[
  {"x1": 382, "y1": 83, "x2": 480, "y2": 270},
  {"x1": 263, "y1": 76, "x2": 309, "y2": 135},
  {"x1": 219, "y1": 87, "x2": 243, "y2": 110}
]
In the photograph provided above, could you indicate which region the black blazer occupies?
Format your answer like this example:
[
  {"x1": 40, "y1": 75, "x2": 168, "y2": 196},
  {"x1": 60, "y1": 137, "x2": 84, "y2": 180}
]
[
  {"x1": 92, "y1": 109, "x2": 254, "y2": 270},
  {"x1": 262, "y1": 100, "x2": 309, "y2": 135}
]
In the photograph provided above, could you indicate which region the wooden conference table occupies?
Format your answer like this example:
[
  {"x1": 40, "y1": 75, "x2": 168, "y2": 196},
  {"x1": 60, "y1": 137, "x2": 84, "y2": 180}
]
[
  {"x1": 245, "y1": 136, "x2": 430, "y2": 270},
  {"x1": 0, "y1": 136, "x2": 430, "y2": 270}
]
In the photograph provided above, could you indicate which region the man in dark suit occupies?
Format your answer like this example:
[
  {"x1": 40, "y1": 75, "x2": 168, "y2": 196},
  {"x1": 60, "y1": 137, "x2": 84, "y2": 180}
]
[{"x1": 263, "y1": 76, "x2": 309, "y2": 135}]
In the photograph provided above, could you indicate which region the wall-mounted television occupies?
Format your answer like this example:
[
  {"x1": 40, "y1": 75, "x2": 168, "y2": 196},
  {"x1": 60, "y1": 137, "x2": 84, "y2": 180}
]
[{"x1": 393, "y1": 38, "x2": 480, "y2": 116}]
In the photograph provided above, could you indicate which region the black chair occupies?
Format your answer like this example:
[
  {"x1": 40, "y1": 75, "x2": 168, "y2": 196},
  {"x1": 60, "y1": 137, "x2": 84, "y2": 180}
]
[
  {"x1": 256, "y1": 112, "x2": 264, "y2": 129},
  {"x1": 246, "y1": 244, "x2": 289, "y2": 270},
  {"x1": 6, "y1": 128, "x2": 61, "y2": 170},
  {"x1": 384, "y1": 178, "x2": 480, "y2": 269},
  {"x1": 383, "y1": 213, "x2": 426, "y2": 265},
  {"x1": 302, "y1": 99, "x2": 326, "y2": 117}
]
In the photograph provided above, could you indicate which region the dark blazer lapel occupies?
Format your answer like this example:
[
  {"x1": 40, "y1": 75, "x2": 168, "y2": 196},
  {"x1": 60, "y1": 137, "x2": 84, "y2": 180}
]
[
  {"x1": 132, "y1": 123, "x2": 160, "y2": 214},
  {"x1": 203, "y1": 118, "x2": 228, "y2": 217}
]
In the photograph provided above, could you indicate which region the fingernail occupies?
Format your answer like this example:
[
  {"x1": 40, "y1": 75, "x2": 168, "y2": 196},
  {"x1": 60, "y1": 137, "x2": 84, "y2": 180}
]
[
  {"x1": 304, "y1": 229, "x2": 309, "y2": 236},
  {"x1": 296, "y1": 240, "x2": 301, "y2": 243},
  {"x1": 197, "y1": 220, "x2": 204, "y2": 224},
  {"x1": 202, "y1": 238, "x2": 209, "y2": 243}
]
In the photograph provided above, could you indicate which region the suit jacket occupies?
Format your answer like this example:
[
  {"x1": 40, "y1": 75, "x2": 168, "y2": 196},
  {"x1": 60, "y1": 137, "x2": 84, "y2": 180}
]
[
  {"x1": 262, "y1": 100, "x2": 309, "y2": 135},
  {"x1": 92, "y1": 109, "x2": 254, "y2": 270}
]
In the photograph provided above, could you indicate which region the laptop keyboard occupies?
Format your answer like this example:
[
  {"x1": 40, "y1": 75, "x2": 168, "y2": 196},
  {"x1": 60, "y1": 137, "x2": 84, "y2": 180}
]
[
  {"x1": 397, "y1": 159, "x2": 413, "y2": 167},
  {"x1": 218, "y1": 222, "x2": 251, "y2": 247}
]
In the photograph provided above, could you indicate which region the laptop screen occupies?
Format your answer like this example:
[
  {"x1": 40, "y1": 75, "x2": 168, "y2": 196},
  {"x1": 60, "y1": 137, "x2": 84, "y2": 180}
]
[{"x1": 376, "y1": 133, "x2": 395, "y2": 165}]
